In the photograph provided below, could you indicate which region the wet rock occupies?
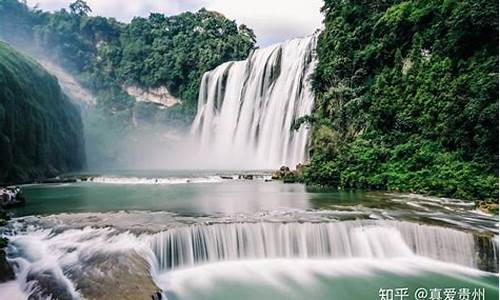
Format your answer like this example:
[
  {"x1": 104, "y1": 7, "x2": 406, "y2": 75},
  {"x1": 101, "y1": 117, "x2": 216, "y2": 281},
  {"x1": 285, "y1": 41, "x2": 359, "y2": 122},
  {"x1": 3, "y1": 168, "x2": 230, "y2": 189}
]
[
  {"x1": 26, "y1": 270, "x2": 75, "y2": 300},
  {"x1": 0, "y1": 248, "x2": 15, "y2": 283},
  {"x1": 0, "y1": 187, "x2": 25, "y2": 208},
  {"x1": 476, "y1": 200, "x2": 499, "y2": 215},
  {"x1": 239, "y1": 174, "x2": 254, "y2": 180},
  {"x1": 474, "y1": 233, "x2": 499, "y2": 273},
  {"x1": 0, "y1": 210, "x2": 9, "y2": 227},
  {"x1": 272, "y1": 165, "x2": 299, "y2": 183},
  {"x1": 70, "y1": 252, "x2": 161, "y2": 300}
]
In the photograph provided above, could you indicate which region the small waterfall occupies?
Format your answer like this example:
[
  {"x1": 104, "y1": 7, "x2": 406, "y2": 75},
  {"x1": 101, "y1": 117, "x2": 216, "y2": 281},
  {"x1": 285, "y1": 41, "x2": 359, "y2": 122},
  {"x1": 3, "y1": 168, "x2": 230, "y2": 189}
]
[
  {"x1": 191, "y1": 35, "x2": 317, "y2": 169},
  {"x1": 147, "y1": 221, "x2": 480, "y2": 271},
  {"x1": 4, "y1": 219, "x2": 498, "y2": 299}
]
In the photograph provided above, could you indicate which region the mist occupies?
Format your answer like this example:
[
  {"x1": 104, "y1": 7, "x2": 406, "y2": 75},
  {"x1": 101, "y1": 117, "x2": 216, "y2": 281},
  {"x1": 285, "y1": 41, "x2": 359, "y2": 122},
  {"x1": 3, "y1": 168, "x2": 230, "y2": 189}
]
[{"x1": 1, "y1": 42, "x2": 204, "y2": 171}]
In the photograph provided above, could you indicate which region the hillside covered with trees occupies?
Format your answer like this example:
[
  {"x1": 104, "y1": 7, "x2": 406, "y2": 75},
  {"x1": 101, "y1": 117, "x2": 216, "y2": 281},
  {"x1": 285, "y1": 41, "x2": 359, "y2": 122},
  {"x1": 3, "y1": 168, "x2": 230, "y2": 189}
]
[
  {"x1": 301, "y1": 0, "x2": 498, "y2": 202},
  {"x1": 0, "y1": 42, "x2": 85, "y2": 184},
  {"x1": 0, "y1": 0, "x2": 256, "y2": 124}
]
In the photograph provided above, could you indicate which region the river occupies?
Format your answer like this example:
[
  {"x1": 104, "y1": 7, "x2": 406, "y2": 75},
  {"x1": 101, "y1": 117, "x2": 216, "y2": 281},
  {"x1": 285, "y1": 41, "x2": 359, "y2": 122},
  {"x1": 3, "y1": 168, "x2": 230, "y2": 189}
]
[{"x1": 0, "y1": 170, "x2": 498, "y2": 300}]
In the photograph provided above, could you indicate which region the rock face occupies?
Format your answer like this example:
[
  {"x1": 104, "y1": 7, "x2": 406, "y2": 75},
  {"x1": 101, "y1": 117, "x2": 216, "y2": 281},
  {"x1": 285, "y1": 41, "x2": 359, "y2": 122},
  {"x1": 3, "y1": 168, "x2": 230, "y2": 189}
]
[
  {"x1": 0, "y1": 42, "x2": 86, "y2": 184},
  {"x1": 124, "y1": 85, "x2": 179, "y2": 108},
  {"x1": 38, "y1": 59, "x2": 96, "y2": 107}
]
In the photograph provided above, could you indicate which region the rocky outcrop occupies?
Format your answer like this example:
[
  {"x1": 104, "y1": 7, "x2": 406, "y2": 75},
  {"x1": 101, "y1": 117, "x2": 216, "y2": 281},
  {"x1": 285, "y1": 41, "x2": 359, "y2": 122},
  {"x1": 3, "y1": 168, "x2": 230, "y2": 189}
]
[
  {"x1": 0, "y1": 187, "x2": 25, "y2": 208},
  {"x1": 272, "y1": 164, "x2": 305, "y2": 183},
  {"x1": 476, "y1": 201, "x2": 499, "y2": 215},
  {"x1": 124, "y1": 86, "x2": 179, "y2": 108},
  {"x1": 70, "y1": 252, "x2": 161, "y2": 300}
]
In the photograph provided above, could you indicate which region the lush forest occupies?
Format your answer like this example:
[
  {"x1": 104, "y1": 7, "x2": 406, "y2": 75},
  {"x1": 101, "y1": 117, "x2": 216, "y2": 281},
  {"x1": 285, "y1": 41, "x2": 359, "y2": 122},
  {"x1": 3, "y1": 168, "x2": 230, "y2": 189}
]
[
  {"x1": 1, "y1": 0, "x2": 497, "y2": 203},
  {"x1": 301, "y1": 0, "x2": 498, "y2": 202},
  {"x1": 0, "y1": 0, "x2": 256, "y2": 124},
  {"x1": 0, "y1": 42, "x2": 85, "y2": 184}
]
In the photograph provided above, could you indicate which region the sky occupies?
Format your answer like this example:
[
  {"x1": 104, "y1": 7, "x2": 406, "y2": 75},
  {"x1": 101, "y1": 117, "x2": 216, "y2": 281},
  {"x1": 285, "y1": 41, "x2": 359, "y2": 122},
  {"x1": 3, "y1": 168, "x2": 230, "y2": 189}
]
[{"x1": 26, "y1": 0, "x2": 324, "y2": 46}]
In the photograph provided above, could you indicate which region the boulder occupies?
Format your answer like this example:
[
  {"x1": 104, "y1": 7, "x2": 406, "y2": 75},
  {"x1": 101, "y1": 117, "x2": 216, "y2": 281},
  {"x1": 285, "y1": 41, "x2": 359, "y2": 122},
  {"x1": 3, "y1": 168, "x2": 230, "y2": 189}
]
[
  {"x1": 0, "y1": 187, "x2": 25, "y2": 208},
  {"x1": 272, "y1": 166, "x2": 299, "y2": 183}
]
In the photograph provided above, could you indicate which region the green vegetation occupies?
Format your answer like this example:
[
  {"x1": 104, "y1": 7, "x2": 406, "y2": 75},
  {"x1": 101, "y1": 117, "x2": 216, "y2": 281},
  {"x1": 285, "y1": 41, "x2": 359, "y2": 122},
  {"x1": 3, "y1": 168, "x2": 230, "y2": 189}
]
[
  {"x1": 0, "y1": 42, "x2": 85, "y2": 184},
  {"x1": 0, "y1": 0, "x2": 256, "y2": 124},
  {"x1": 302, "y1": 0, "x2": 498, "y2": 202}
]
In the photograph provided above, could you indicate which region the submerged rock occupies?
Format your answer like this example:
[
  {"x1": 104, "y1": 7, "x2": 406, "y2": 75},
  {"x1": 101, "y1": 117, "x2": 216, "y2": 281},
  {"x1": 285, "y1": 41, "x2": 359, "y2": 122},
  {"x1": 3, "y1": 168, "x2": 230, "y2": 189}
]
[{"x1": 239, "y1": 174, "x2": 254, "y2": 180}]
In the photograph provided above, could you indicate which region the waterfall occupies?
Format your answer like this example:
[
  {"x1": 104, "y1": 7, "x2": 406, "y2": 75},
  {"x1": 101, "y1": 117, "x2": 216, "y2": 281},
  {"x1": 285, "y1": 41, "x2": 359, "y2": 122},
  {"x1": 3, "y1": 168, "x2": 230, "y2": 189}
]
[
  {"x1": 148, "y1": 220, "x2": 482, "y2": 271},
  {"x1": 4, "y1": 219, "x2": 498, "y2": 299},
  {"x1": 191, "y1": 35, "x2": 317, "y2": 169}
]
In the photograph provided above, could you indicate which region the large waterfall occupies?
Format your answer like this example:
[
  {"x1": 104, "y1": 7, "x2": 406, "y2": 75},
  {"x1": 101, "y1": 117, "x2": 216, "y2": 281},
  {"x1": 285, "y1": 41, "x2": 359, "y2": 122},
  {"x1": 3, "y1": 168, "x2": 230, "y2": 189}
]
[{"x1": 191, "y1": 36, "x2": 317, "y2": 169}]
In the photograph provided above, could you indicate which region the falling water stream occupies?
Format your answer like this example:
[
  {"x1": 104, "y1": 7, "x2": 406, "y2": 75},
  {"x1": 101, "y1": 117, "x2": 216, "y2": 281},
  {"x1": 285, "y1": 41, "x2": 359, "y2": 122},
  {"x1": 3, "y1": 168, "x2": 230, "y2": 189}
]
[{"x1": 191, "y1": 36, "x2": 317, "y2": 169}]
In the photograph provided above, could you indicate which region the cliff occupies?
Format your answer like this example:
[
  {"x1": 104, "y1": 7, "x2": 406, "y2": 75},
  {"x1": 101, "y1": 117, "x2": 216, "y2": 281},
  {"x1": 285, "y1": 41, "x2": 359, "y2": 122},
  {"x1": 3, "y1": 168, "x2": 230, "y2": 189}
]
[{"x1": 0, "y1": 42, "x2": 86, "y2": 184}]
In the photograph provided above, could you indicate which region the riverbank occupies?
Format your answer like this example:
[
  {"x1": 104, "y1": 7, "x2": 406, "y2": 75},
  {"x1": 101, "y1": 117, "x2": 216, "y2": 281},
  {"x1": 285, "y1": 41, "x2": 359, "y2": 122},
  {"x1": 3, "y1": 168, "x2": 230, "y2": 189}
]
[{"x1": 272, "y1": 165, "x2": 499, "y2": 215}]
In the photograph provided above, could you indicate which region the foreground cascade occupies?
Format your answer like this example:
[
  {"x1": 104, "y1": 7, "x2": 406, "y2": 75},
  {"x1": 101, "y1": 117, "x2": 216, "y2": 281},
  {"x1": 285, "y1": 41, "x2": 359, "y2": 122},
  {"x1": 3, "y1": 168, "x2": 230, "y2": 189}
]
[{"x1": 191, "y1": 35, "x2": 317, "y2": 169}]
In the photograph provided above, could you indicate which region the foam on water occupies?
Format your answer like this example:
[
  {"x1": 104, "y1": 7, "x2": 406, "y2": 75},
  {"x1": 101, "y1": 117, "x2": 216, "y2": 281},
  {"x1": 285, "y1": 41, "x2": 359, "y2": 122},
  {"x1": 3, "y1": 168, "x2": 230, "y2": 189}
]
[
  {"x1": 156, "y1": 257, "x2": 489, "y2": 296},
  {"x1": 2, "y1": 217, "x2": 498, "y2": 299},
  {"x1": 88, "y1": 175, "x2": 223, "y2": 185},
  {"x1": 0, "y1": 281, "x2": 28, "y2": 300}
]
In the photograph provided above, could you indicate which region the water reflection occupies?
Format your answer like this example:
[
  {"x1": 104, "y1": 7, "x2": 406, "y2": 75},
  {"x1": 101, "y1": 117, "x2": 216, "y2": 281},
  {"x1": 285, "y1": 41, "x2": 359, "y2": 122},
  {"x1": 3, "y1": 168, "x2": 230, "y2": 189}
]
[
  {"x1": 13, "y1": 176, "x2": 498, "y2": 234},
  {"x1": 16, "y1": 181, "x2": 312, "y2": 216}
]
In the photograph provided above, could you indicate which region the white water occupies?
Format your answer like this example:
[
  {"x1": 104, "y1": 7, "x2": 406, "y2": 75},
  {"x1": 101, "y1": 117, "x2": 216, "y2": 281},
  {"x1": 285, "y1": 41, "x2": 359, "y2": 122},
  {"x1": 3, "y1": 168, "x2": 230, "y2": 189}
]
[
  {"x1": 148, "y1": 220, "x2": 479, "y2": 270},
  {"x1": 3, "y1": 219, "x2": 497, "y2": 299},
  {"x1": 88, "y1": 175, "x2": 225, "y2": 185},
  {"x1": 157, "y1": 258, "x2": 488, "y2": 300},
  {"x1": 191, "y1": 36, "x2": 317, "y2": 169}
]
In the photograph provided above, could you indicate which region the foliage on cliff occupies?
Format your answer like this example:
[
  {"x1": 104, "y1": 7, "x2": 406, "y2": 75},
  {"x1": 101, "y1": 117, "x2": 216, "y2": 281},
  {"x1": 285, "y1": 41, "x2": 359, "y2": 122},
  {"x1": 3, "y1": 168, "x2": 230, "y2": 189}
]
[
  {"x1": 0, "y1": 0, "x2": 256, "y2": 121},
  {"x1": 0, "y1": 42, "x2": 86, "y2": 184},
  {"x1": 303, "y1": 0, "x2": 498, "y2": 201}
]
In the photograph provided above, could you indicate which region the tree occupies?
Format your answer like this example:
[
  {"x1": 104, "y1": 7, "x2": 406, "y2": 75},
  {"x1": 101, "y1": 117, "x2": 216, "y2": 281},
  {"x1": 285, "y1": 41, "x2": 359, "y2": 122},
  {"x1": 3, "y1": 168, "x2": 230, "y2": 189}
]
[
  {"x1": 69, "y1": 0, "x2": 91, "y2": 17},
  {"x1": 303, "y1": 0, "x2": 499, "y2": 202}
]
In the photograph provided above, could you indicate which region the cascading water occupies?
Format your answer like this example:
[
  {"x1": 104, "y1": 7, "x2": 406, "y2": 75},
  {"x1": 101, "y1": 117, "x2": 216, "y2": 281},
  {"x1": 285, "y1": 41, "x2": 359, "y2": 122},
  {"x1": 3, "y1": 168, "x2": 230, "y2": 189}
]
[
  {"x1": 191, "y1": 35, "x2": 317, "y2": 169},
  {"x1": 147, "y1": 220, "x2": 480, "y2": 271},
  {"x1": 3, "y1": 218, "x2": 498, "y2": 299}
]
